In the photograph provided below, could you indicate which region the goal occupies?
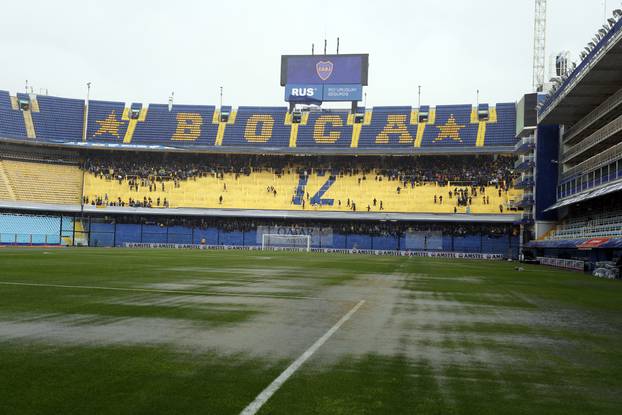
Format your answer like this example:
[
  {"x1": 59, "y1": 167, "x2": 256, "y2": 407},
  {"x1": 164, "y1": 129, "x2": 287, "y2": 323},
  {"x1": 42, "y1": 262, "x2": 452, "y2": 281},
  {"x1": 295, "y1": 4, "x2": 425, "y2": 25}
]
[{"x1": 261, "y1": 234, "x2": 311, "y2": 252}]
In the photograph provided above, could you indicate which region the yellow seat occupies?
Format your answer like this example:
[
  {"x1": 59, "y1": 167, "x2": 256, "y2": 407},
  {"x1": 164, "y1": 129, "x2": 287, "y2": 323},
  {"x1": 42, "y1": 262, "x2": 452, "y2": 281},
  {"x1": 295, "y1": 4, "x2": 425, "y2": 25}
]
[
  {"x1": 0, "y1": 159, "x2": 81, "y2": 204},
  {"x1": 83, "y1": 167, "x2": 522, "y2": 214}
]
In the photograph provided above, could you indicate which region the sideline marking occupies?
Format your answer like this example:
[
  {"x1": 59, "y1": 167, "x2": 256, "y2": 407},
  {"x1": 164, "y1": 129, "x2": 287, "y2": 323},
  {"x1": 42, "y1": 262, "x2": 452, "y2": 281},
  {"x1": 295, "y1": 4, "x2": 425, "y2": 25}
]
[
  {"x1": 240, "y1": 299, "x2": 365, "y2": 415},
  {"x1": 0, "y1": 281, "x2": 338, "y2": 302}
]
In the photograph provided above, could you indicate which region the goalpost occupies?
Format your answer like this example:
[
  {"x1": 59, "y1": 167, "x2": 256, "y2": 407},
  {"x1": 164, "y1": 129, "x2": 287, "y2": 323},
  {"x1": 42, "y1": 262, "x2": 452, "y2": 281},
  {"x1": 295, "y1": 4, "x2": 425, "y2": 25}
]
[{"x1": 261, "y1": 234, "x2": 311, "y2": 252}]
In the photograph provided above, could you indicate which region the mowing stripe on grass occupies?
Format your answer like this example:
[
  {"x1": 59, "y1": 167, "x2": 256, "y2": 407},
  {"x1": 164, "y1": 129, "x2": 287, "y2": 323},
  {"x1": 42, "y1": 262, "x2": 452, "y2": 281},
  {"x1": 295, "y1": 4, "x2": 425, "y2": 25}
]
[
  {"x1": 0, "y1": 281, "x2": 335, "y2": 302},
  {"x1": 240, "y1": 299, "x2": 366, "y2": 415}
]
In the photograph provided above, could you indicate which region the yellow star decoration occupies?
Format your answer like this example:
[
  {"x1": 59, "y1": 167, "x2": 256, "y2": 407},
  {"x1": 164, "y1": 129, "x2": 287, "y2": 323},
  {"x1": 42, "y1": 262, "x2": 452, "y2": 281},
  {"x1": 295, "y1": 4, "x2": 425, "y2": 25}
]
[
  {"x1": 93, "y1": 111, "x2": 124, "y2": 138},
  {"x1": 434, "y1": 114, "x2": 465, "y2": 142}
]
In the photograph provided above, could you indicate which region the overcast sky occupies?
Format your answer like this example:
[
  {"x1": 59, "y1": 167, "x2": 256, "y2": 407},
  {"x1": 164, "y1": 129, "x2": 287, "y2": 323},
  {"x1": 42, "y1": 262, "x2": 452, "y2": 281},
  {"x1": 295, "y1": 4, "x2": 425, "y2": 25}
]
[{"x1": 1, "y1": 0, "x2": 615, "y2": 107}]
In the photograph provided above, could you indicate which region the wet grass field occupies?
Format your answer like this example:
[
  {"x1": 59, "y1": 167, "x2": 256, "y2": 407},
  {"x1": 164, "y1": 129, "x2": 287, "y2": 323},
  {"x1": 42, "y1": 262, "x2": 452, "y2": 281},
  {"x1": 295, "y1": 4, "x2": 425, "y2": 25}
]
[{"x1": 0, "y1": 248, "x2": 621, "y2": 414}]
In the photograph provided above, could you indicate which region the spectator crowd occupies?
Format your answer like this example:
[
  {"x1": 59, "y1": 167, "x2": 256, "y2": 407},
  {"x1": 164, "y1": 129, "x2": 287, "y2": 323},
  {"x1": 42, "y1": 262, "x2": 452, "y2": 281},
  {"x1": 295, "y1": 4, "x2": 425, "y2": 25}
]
[{"x1": 83, "y1": 153, "x2": 518, "y2": 209}]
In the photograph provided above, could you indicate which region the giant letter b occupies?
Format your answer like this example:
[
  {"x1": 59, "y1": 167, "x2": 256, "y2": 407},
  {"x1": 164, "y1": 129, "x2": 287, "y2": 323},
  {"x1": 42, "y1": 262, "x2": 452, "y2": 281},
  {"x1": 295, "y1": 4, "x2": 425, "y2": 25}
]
[{"x1": 171, "y1": 113, "x2": 203, "y2": 141}]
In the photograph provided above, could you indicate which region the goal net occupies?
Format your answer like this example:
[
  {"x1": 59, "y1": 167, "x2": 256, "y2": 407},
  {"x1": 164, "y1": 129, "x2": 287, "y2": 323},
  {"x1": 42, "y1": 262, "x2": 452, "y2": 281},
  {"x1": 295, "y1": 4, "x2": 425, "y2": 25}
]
[{"x1": 261, "y1": 234, "x2": 311, "y2": 252}]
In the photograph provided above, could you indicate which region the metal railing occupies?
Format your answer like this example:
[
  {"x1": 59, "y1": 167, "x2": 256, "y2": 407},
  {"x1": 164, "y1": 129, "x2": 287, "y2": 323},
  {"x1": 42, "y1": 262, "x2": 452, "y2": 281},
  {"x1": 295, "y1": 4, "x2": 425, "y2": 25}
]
[
  {"x1": 563, "y1": 112, "x2": 622, "y2": 162},
  {"x1": 514, "y1": 137, "x2": 535, "y2": 155},
  {"x1": 514, "y1": 155, "x2": 534, "y2": 169},
  {"x1": 538, "y1": 257, "x2": 585, "y2": 271},
  {"x1": 0, "y1": 233, "x2": 61, "y2": 245},
  {"x1": 563, "y1": 86, "x2": 622, "y2": 144},
  {"x1": 514, "y1": 136, "x2": 534, "y2": 149},
  {"x1": 561, "y1": 141, "x2": 622, "y2": 180}
]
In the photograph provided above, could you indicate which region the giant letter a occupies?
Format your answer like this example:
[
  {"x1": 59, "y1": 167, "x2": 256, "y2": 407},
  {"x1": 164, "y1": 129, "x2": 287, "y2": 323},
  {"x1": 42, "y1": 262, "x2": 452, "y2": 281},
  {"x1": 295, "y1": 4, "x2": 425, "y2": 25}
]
[{"x1": 375, "y1": 114, "x2": 413, "y2": 144}]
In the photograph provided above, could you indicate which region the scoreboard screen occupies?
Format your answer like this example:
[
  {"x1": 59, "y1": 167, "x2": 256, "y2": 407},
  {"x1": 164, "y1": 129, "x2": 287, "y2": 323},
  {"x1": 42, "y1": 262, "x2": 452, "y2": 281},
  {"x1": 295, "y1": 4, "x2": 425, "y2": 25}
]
[{"x1": 280, "y1": 54, "x2": 369, "y2": 86}]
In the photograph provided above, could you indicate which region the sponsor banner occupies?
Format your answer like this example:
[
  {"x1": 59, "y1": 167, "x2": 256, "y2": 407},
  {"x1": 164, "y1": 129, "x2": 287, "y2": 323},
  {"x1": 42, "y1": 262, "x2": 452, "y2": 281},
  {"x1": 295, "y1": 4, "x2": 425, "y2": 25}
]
[
  {"x1": 577, "y1": 237, "x2": 610, "y2": 250},
  {"x1": 537, "y1": 257, "x2": 585, "y2": 271},
  {"x1": 404, "y1": 251, "x2": 503, "y2": 259},
  {"x1": 124, "y1": 243, "x2": 504, "y2": 259},
  {"x1": 322, "y1": 84, "x2": 363, "y2": 101},
  {"x1": 126, "y1": 243, "x2": 210, "y2": 249},
  {"x1": 284, "y1": 84, "x2": 323, "y2": 102},
  {"x1": 256, "y1": 226, "x2": 333, "y2": 246}
]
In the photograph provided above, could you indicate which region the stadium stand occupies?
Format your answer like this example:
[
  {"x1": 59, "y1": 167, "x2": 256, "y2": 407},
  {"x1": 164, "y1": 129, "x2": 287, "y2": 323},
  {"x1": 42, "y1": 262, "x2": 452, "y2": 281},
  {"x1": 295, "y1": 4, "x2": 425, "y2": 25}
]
[
  {"x1": 0, "y1": 159, "x2": 81, "y2": 204},
  {"x1": 83, "y1": 170, "x2": 520, "y2": 213},
  {"x1": 358, "y1": 107, "x2": 415, "y2": 148},
  {"x1": 132, "y1": 103, "x2": 218, "y2": 145},
  {"x1": 81, "y1": 154, "x2": 521, "y2": 213},
  {"x1": 86, "y1": 100, "x2": 130, "y2": 142},
  {"x1": 0, "y1": 147, "x2": 82, "y2": 205},
  {"x1": 0, "y1": 90, "x2": 27, "y2": 138},
  {"x1": 0, "y1": 89, "x2": 523, "y2": 256},
  {"x1": 535, "y1": 192, "x2": 622, "y2": 241},
  {"x1": 29, "y1": 95, "x2": 84, "y2": 141},
  {"x1": 421, "y1": 104, "x2": 479, "y2": 147},
  {"x1": 550, "y1": 212, "x2": 622, "y2": 240},
  {"x1": 296, "y1": 110, "x2": 353, "y2": 148},
  {"x1": 485, "y1": 103, "x2": 516, "y2": 147},
  {"x1": 221, "y1": 107, "x2": 290, "y2": 147},
  {"x1": 0, "y1": 90, "x2": 517, "y2": 151}
]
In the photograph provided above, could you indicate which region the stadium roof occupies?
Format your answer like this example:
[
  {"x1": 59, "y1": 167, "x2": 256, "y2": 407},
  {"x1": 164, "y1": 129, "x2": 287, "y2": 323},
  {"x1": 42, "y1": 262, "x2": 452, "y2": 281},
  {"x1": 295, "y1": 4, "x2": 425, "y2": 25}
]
[{"x1": 538, "y1": 18, "x2": 622, "y2": 126}]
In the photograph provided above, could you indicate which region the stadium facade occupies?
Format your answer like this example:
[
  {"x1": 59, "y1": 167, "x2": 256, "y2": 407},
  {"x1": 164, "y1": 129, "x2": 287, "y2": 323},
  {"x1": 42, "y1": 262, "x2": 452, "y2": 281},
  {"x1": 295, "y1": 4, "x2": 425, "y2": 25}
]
[
  {"x1": 0, "y1": 92, "x2": 522, "y2": 257},
  {"x1": 1, "y1": 12, "x2": 621, "y2": 269},
  {"x1": 524, "y1": 11, "x2": 622, "y2": 267}
]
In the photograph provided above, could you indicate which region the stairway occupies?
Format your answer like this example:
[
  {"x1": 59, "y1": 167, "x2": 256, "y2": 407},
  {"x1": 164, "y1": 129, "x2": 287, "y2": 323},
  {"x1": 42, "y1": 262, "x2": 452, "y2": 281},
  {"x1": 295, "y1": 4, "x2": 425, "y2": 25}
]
[
  {"x1": 0, "y1": 161, "x2": 16, "y2": 200},
  {"x1": 22, "y1": 110, "x2": 36, "y2": 138}
]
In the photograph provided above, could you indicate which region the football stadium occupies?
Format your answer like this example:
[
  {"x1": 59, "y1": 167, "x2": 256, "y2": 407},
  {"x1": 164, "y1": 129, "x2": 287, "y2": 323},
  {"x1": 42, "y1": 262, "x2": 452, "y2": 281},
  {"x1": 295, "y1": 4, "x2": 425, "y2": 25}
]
[{"x1": 1, "y1": 1, "x2": 622, "y2": 414}]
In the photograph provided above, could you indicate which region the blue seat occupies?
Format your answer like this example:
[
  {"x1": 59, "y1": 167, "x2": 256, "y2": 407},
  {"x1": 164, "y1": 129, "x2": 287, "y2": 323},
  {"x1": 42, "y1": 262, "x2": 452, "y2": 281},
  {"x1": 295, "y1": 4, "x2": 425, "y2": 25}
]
[
  {"x1": 358, "y1": 106, "x2": 416, "y2": 148},
  {"x1": 421, "y1": 104, "x2": 477, "y2": 147},
  {"x1": 485, "y1": 103, "x2": 517, "y2": 146},
  {"x1": 29, "y1": 95, "x2": 84, "y2": 141},
  {"x1": 132, "y1": 103, "x2": 218, "y2": 145},
  {"x1": 0, "y1": 90, "x2": 27, "y2": 138},
  {"x1": 221, "y1": 106, "x2": 290, "y2": 147},
  {"x1": 297, "y1": 110, "x2": 353, "y2": 148},
  {"x1": 86, "y1": 100, "x2": 129, "y2": 141}
]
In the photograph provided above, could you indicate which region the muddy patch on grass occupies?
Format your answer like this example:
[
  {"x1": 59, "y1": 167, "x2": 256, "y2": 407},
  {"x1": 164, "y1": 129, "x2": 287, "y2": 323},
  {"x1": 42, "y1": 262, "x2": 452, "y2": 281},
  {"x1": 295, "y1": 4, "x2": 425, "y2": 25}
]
[
  {"x1": 163, "y1": 266, "x2": 326, "y2": 278},
  {"x1": 142, "y1": 283, "x2": 203, "y2": 290},
  {"x1": 0, "y1": 292, "x2": 352, "y2": 359},
  {"x1": 104, "y1": 294, "x2": 263, "y2": 311}
]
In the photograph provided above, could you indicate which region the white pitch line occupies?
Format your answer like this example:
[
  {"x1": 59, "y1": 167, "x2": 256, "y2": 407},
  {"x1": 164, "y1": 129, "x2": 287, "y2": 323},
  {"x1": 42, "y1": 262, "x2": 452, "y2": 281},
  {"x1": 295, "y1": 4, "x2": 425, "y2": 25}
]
[
  {"x1": 240, "y1": 299, "x2": 366, "y2": 415},
  {"x1": 0, "y1": 281, "x2": 335, "y2": 302}
]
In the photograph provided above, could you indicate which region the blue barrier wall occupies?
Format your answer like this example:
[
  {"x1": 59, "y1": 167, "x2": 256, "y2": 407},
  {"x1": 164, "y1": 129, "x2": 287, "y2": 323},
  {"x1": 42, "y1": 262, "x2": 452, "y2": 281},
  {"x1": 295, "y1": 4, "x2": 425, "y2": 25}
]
[
  {"x1": 0, "y1": 216, "x2": 517, "y2": 257},
  {"x1": 83, "y1": 223, "x2": 516, "y2": 256},
  {"x1": 89, "y1": 222, "x2": 115, "y2": 247},
  {"x1": 193, "y1": 228, "x2": 218, "y2": 245},
  {"x1": 535, "y1": 124, "x2": 560, "y2": 221}
]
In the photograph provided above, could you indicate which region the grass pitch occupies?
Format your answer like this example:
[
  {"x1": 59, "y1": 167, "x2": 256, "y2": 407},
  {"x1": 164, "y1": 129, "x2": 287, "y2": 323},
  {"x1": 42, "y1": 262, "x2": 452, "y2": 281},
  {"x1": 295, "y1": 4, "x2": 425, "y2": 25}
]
[{"x1": 0, "y1": 248, "x2": 621, "y2": 414}]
